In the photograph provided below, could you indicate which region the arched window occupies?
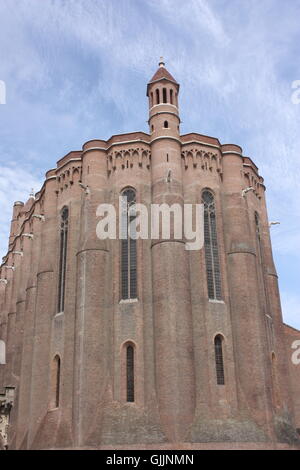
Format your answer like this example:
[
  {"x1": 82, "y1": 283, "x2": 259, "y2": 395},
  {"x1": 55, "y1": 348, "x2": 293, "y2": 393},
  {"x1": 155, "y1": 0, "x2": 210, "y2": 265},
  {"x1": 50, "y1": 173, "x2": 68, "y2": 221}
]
[
  {"x1": 164, "y1": 121, "x2": 168, "y2": 128},
  {"x1": 163, "y1": 88, "x2": 167, "y2": 103},
  {"x1": 121, "y1": 189, "x2": 137, "y2": 300},
  {"x1": 50, "y1": 355, "x2": 61, "y2": 409},
  {"x1": 58, "y1": 207, "x2": 68, "y2": 313},
  {"x1": 170, "y1": 89, "x2": 173, "y2": 104},
  {"x1": 202, "y1": 191, "x2": 222, "y2": 300},
  {"x1": 214, "y1": 335, "x2": 225, "y2": 385},
  {"x1": 0, "y1": 340, "x2": 5, "y2": 365},
  {"x1": 156, "y1": 89, "x2": 160, "y2": 105},
  {"x1": 126, "y1": 345, "x2": 135, "y2": 402}
]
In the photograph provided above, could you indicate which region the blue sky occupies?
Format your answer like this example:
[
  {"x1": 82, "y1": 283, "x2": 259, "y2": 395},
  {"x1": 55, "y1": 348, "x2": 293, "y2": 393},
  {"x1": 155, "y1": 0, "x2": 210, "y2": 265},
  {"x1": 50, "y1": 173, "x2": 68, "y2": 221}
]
[{"x1": 0, "y1": 0, "x2": 299, "y2": 328}]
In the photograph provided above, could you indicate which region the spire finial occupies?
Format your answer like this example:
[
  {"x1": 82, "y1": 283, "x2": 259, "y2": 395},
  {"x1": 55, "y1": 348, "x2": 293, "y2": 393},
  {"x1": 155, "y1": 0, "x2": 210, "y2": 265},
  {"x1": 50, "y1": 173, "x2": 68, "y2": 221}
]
[{"x1": 159, "y1": 57, "x2": 165, "y2": 68}]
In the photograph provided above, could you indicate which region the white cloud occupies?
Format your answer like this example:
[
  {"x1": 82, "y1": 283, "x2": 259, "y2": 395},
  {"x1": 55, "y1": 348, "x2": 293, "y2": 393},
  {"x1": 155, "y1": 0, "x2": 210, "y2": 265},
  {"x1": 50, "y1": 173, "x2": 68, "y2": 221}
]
[
  {"x1": 0, "y1": 0, "x2": 299, "y2": 327},
  {"x1": 146, "y1": 0, "x2": 229, "y2": 45}
]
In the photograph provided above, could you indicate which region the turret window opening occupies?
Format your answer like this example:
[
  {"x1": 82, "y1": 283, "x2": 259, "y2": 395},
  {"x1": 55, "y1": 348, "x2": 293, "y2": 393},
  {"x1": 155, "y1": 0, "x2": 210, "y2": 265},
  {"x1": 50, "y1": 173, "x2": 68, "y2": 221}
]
[
  {"x1": 163, "y1": 88, "x2": 167, "y2": 103},
  {"x1": 156, "y1": 89, "x2": 160, "y2": 105},
  {"x1": 170, "y1": 89, "x2": 173, "y2": 104}
]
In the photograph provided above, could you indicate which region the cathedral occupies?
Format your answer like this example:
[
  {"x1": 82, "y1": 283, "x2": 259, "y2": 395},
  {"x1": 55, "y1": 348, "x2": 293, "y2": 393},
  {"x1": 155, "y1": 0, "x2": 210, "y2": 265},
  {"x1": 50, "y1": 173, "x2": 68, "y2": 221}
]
[{"x1": 0, "y1": 60, "x2": 299, "y2": 450}]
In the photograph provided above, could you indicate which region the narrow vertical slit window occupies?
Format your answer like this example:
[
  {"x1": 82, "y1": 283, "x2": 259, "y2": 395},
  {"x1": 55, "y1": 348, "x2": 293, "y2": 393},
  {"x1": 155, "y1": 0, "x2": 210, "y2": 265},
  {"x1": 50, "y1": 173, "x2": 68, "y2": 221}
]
[
  {"x1": 202, "y1": 191, "x2": 222, "y2": 300},
  {"x1": 121, "y1": 189, "x2": 137, "y2": 300},
  {"x1": 163, "y1": 88, "x2": 167, "y2": 103},
  {"x1": 214, "y1": 335, "x2": 225, "y2": 385},
  {"x1": 58, "y1": 207, "x2": 68, "y2": 313},
  {"x1": 126, "y1": 345, "x2": 135, "y2": 402},
  {"x1": 170, "y1": 89, "x2": 173, "y2": 104},
  {"x1": 50, "y1": 355, "x2": 61, "y2": 409},
  {"x1": 156, "y1": 88, "x2": 160, "y2": 104}
]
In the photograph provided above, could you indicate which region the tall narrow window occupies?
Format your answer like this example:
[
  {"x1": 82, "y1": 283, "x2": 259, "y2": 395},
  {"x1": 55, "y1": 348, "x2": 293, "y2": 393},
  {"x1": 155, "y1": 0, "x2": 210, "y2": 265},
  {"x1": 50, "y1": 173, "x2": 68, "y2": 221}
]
[
  {"x1": 163, "y1": 88, "x2": 167, "y2": 103},
  {"x1": 50, "y1": 355, "x2": 61, "y2": 409},
  {"x1": 156, "y1": 88, "x2": 160, "y2": 104},
  {"x1": 121, "y1": 189, "x2": 137, "y2": 300},
  {"x1": 150, "y1": 92, "x2": 153, "y2": 107},
  {"x1": 170, "y1": 89, "x2": 173, "y2": 104},
  {"x1": 202, "y1": 191, "x2": 222, "y2": 300},
  {"x1": 126, "y1": 345, "x2": 135, "y2": 402},
  {"x1": 164, "y1": 121, "x2": 168, "y2": 128},
  {"x1": 58, "y1": 207, "x2": 68, "y2": 312},
  {"x1": 214, "y1": 335, "x2": 225, "y2": 385}
]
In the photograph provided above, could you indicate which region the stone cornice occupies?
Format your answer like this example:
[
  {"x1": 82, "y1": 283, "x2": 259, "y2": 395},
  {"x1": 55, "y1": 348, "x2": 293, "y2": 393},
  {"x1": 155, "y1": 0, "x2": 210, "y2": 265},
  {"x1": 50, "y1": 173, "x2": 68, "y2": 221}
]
[
  {"x1": 82, "y1": 139, "x2": 151, "y2": 156},
  {"x1": 56, "y1": 158, "x2": 82, "y2": 172},
  {"x1": 181, "y1": 140, "x2": 221, "y2": 151},
  {"x1": 150, "y1": 135, "x2": 182, "y2": 145},
  {"x1": 148, "y1": 111, "x2": 180, "y2": 122}
]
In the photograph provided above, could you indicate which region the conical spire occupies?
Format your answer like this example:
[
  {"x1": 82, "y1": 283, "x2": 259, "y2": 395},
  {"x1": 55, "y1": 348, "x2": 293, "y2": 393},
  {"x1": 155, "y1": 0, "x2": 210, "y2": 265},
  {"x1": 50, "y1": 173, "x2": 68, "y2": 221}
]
[
  {"x1": 147, "y1": 59, "x2": 179, "y2": 97},
  {"x1": 148, "y1": 58, "x2": 178, "y2": 85}
]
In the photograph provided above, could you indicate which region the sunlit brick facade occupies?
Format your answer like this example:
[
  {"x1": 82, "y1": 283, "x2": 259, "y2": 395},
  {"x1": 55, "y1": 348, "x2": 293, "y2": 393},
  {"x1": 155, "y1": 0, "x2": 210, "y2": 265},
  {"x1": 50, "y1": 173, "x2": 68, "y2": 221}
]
[{"x1": 0, "y1": 61, "x2": 299, "y2": 450}]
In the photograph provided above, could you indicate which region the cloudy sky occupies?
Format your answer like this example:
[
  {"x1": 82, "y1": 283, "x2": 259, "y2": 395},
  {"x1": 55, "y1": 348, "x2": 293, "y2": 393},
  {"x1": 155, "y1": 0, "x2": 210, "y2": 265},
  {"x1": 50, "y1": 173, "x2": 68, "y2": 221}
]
[{"x1": 0, "y1": 0, "x2": 299, "y2": 328}]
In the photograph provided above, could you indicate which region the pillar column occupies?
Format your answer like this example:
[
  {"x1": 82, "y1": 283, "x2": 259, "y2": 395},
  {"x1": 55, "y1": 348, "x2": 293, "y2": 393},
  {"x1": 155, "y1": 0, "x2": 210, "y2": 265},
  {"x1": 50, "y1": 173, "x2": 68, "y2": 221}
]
[
  {"x1": 221, "y1": 144, "x2": 273, "y2": 436},
  {"x1": 27, "y1": 172, "x2": 57, "y2": 448},
  {"x1": 73, "y1": 142, "x2": 112, "y2": 447}
]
